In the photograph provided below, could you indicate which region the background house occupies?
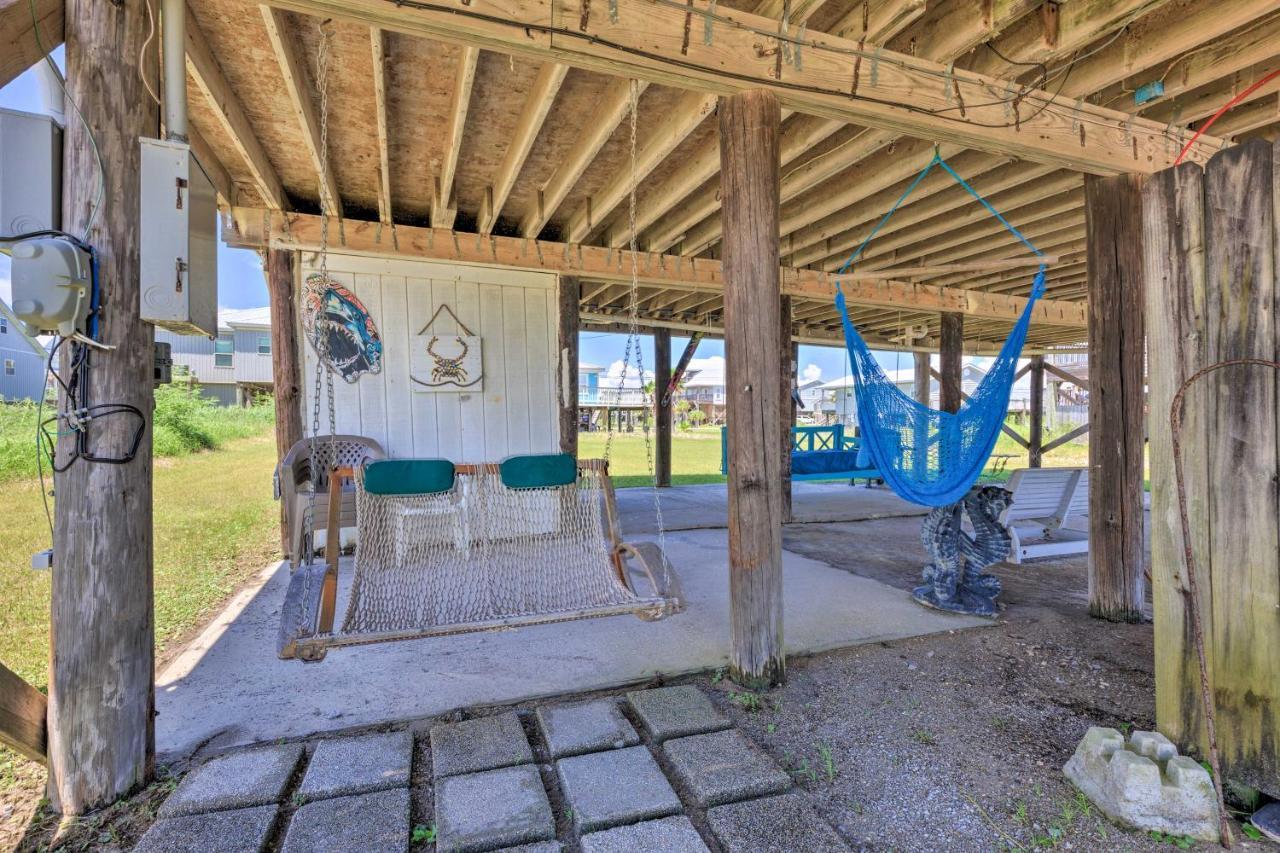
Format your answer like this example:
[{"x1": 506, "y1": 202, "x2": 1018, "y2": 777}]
[
  {"x1": 156, "y1": 307, "x2": 274, "y2": 406},
  {"x1": 821, "y1": 358, "x2": 1034, "y2": 428},
  {"x1": 680, "y1": 356, "x2": 726, "y2": 424},
  {"x1": 0, "y1": 308, "x2": 49, "y2": 402}
]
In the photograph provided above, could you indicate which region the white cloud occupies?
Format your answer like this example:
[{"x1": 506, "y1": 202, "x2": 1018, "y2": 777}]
[{"x1": 802, "y1": 363, "x2": 822, "y2": 382}]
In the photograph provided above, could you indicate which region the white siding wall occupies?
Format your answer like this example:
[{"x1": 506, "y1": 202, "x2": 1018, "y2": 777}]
[
  {"x1": 299, "y1": 253, "x2": 559, "y2": 462},
  {"x1": 155, "y1": 328, "x2": 234, "y2": 385},
  {"x1": 232, "y1": 327, "x2": 274, "y2": 383}
]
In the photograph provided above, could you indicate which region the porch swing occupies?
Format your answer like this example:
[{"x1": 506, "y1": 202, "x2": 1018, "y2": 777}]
[{"x1": 277, "y1": 65, "x2": 682, "y2": 660}]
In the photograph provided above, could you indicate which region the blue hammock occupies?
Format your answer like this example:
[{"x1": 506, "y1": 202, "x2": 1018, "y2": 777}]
[{"x1": 834, "y1": 153, "x2": 1047, "y2": 507}]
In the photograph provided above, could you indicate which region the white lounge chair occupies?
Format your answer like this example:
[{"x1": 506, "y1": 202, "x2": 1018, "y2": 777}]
[{"x1": 999, "y1": 467, "x2": 1089, "y2": 563}]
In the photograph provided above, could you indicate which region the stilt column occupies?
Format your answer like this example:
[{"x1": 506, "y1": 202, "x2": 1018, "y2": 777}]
[
  {"x1": 267, "y1": 249, "x2": 303, "y2": 554},
  {"x1": 557, "y1": 276, "x2": 580, "y2": 456},
  {"x1": 939, "y1": 313, "x2": 963, "y2": 413},
  {"x1": 721, "y1": 90, "x2": 784, "y2": 687},
  {"x1": 654, "y1": 327, "x2": 672, "y2": 487}
]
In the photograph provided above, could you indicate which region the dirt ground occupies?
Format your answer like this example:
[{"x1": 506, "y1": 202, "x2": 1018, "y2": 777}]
[{"x1": 4, "y1": 514, "x2": 1272, "y2": 852}]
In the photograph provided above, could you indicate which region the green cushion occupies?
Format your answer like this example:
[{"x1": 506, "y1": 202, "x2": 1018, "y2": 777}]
[
  {"x1": 499, "y1": 453, "x2": 578, "y2": 490},
  {"x1": 362, "y1": 459, "x2": 456, "y2": 495}
]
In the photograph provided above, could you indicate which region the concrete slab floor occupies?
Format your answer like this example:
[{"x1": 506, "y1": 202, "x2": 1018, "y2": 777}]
[{"x1": 155, "y1": 487, "x2": 965, "y2": 762}]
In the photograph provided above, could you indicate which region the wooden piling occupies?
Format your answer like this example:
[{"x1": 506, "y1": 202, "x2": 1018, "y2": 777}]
[
  {"x1": 558, "y1": 276, "x2": 580, "y2": 456},
  {"x1": 939, "y1": 313, "x2": 963, "y2": 413},
  {"x1": 1028, "y1": 355, "x2": 1044, "y2": 467},
  {"x1": 266, "y1": 248, "x2": 303, "y2": 554},
  {"x1": 654, "y1": 327, "x2": 672, "y2": 487},
  {"x1": 721, "y1": 90, "x2": 785, "y2": 687},
  {"x1": 780, "y1": 297, "x2": 793, "y2": 522}
]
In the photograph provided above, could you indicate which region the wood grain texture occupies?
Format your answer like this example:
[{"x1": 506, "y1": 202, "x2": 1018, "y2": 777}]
[
  {"x1": 0, "y1": 660, "x2": 46, "y2": 763},
  {"x1": 557, "y1": 276, "x2": 580, "y2": 456},
  {"x1": 0, "y1": 0, "x2": 61, "y2": 90},
  {"x1": 780, "y1": 297, "x2": 793, "y2": 522},
  {"x1": 654, "y1": 327, "x2": 671, "y2": 487},
  {"x1": 1084, "y1": 172, "x2": 1146, "y2": 623},
  {"x1": 1028, "y1": 355, "x2": 1044, "y2": 467},
  {"x1": 721, "y1": 90, "x2": 785, "y2": 687},
  {"x1": 938, "y1": 313, "x2": 963, "y2": 414},
  {"x1": 267, "y1": 249, "x2": 304, "y2": 554},
  {"x1": 48, "y1": 0, "x2": 158, "y2": 813}
]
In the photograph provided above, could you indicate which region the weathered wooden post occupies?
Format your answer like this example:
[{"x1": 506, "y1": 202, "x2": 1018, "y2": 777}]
[
  {"x1": 779, "y1": 297, "x2": 792, "y2": 522},
  {"x1": 654, "y1": 327, "x2": 672, "y2": 487},
  {"x1": 1085, "y1": 173, "x2": 1146, "y2": 622},
  {"x1": 557, "y1": 276, "x2": 580, "y2": 456},
  {"x1": 721, "y1": 89, "x2": 784, "y2": 687},
  {"x1": 48, "y1": 0, "x2": 159, "y2": 812},
  {"x1": 266, "y1": 248, "x2": 303, "y2": 554},
  {"x1": 939, "y1": 313, "x2": 963, "y2": 413},
  {"x1": 1028, "y1": 355, "x2": 1044, "y2": 467},
  {"x1": 1146, "y1": 140, "x2": 1280, "y2": 795},
  {"x1": 913, "y1": 351, "x2": 931, "y2": 406}
]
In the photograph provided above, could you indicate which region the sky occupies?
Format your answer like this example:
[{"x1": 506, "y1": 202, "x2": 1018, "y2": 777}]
[{"x1": 1, "y1": 53, "x2": 900, "y2": 385}]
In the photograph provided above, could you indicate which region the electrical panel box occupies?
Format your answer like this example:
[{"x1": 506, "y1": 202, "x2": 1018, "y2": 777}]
[
  {"x1": 140, "y1": 138, "x2": 217, "y2": 336},
  {"x1": 0, "y1": 107, "x2": 62, "y2": 236}
]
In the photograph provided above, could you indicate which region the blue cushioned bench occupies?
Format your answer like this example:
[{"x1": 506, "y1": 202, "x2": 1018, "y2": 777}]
[{"x1": 720, "y1": 425, "x2": 882, "y2": 485}]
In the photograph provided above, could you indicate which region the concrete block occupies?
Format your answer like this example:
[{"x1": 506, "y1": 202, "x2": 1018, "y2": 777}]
[
  {"x1": 431, "y1": 713, "x2": 534, "y2": 778},
  {"x1": 435, "y1": 764, "x2": 556, "y2": 853},
  {"x1": 1064, "y1": 726, "x2": 1219, "y2": 842},
  {"x1": 626, "y1": 686, "x2": 730, "y2": 742},
  {"x1": 159, "y1": 744, "x2": 304, "y2": 817},
  {"x1": 581, "y1": 816, "x2": 710, "y2": 853},
  {"x1": 535, "y1": 700, "x2": 639, "y2": 758},
  {"x1": 556, "y1": 745, "x2": 682, "y2": 833},
  {"x1": 299, "y1": 731, "x2": 412, "y2": 799},
  {"x1": 663, "y1": 729, "x2": 792, "y2": 807},
  {"x1": 707, "y1": 793, "x2": 849, "y2": 853},
  {"x1": 495, "y1": 844, "x2": 562, "y2": 853},
  {"x1": 133, "y1": 804, "x2": 278, "y2": 853},
  {"x1": 282, "y1": 787, "x2": 410, "y2": 853}
]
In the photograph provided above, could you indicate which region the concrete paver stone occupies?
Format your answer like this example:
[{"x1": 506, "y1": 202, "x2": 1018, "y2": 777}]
[
  {"x1": 626, "y1": 686, "x2": 730, "y2": 742},
  {"x1": 158, "y1": 744, "x2": 303, "y2": 817},
  {"x1": 133, "y1": 805, "x2": 279, "y2": 853},
  {"x1": 535, "y1": 700, "x2": 639, "y2": 758},
  {"x1": 299, "y1": 731, "x2": 413, "y2": 799},
  {"x1": 281, "y1": 788, "x2": 410, "y2": 853},
  {"x1": 663, "y1": 728, "x2": 792, "y2": 807},
  {"x1": 435, "y1": 764, "x2": 556, "y2": 853},
  {"x1": 556, "y1": 745, "x2": 682, "y2": 833},
  {"x1": 431, "y1": 713, "x2": 534, "y2": 778},
  {"x1": 580, "y1": 816, "x2": 710, "y2": 853}
]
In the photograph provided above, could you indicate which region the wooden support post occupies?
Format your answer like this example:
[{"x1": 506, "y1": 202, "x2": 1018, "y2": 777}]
[
  {"x1": 1028, "y1": 355, "x2": 1045, "y2": 468},
  {"x1": 1146, "y1": 140, "x2": 1280, "y2": 794},
  {"x1": 48, "y1": 0, "x2": 159, "y2": 813},
  {"x1": 939, "y1": 313, "x2": 963, "y2": 413},
  {"x1": 721, "y1": 90, "x2": 785, "y2": 687},
  {"x1": 912, "y1": 351, "x2": 931, "y2": 406},
  {"x1": 0, "y1": 661, "x2": 47, "y2": 764},
  {"x1": 266, "y1": 249, "x2": 303, "y2": 555},
  {"x1": 557, "y1": 276, "x2": 580, "y2": 456},
  {"x1": 780, "y1": 296, "x2": 793, "y2": 522},
  {"x1": 1085, "y1": 173, "x2": 1146, "y2": 623},
  {"x1": 654, "y1": 327, "x2": 672, "y2": 487}
]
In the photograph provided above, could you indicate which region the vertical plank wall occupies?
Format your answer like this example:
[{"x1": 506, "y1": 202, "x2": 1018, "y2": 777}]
[
  {"x1": 299, "y1": 254, "x2": 559, "y2": 461},
  {"x1": 1145, "y1": 139, "x2": 1280, "y2": 795}
]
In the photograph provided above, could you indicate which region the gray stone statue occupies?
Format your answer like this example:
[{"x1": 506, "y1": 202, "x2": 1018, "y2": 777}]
[{"x1": 913, "y1": 485, "x2": 1011, "y2": 617}]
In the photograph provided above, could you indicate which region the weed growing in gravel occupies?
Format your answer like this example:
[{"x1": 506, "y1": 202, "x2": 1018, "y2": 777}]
[
  {"x1": 911, "y1": 728, "x2": 938, "y2": 745},
  {"x1": 730, "y1": 691, "x2": 764, "y2": 712},
  {"x1": 711, "y1": 667, "x2": 725, "y2": 684},
  {"x1": 991, "y1": 716, "x2": 1012, "y2": 732},
  {"x1": 1147, "y1": 830, "x2": 1195, "y2": 849},
  {"x1": 766, "y1": 722, "x2": 778, "y2": 734},
  {"x1": 411, "y1": 824, "x2": 437, "y2": 844},
  {"x1": 818, "y1": 743, "x2": 838, "y2": 781},
  {"x1": 1242, "y1": 824, "x2": 1264, "y2": 841}
]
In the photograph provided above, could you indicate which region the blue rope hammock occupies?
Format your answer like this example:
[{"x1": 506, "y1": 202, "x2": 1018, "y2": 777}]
[{"x1": 834, "y1": 153, "x2": 1047, "y2": 507}]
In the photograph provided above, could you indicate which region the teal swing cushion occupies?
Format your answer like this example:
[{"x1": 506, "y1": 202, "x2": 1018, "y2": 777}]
[
  {"x1": 362, "y1": 459, "x2": 456, "y2": 495},
  {"x1": 500, "y1": 453, "x2": 578, "y2": 489}
]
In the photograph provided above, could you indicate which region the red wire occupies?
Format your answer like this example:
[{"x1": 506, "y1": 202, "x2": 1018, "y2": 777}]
[{"x1": 1174, "y1": 68, "x2": 1280, "y2": 165}]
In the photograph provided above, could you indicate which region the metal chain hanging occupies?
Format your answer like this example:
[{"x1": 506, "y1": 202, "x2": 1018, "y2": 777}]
[{"x1": 303, "y1": 20, "x2": 339, "y2": 565}]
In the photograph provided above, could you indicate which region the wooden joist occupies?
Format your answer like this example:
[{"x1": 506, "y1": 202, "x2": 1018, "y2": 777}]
[
  {"x1": 0, "y1": 661, "x2": 46, "y2": 764},
  {"x1": 370, "y1": 27, "x2": 393, "y2": 225},
  {"x1": 222, "y1": 206, "x2": 1089, "y2": 327},
  {"x1": 478, "y1": 61, "x2": 568, "y2": 234},
  {"x1": 825, "y1": 0, "x2": 927, "y2": 42},
  {"x1": 260, "y1": 5, "x2": 341, "y2": 217},
  {"x1": 434, "y1": 45, "x2": 478, "y2": 228},
  {"x1": 188, "y1": 125, "x2": 237, "y2": 207},
  {"x1": 270, "y1": 0, "x2": 1223, "y2": 175},
  {"x1": 186, "y1": 7, "x2": 287, "y2": 210},
  {"x1": 0, "y1": 0, "x2": 61, "y2": 90}
]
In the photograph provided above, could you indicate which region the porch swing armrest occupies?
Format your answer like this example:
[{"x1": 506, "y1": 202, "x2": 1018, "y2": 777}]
[{"x1": 616, "y1": 541, "x2": 685, "y2": 620}]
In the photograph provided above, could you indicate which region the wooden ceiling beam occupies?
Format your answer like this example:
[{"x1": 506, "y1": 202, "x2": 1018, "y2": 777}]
[
  {"x1": 0, "y1": 0, "x2": 61, "y2": 90},
  {"x1": 223, "y1": 206, "x2": 1088, "y2": 327},
  {"x1": 269, "y1": 0, "x2": 1221, "y2": 174},
  {"x1": 565, "y1": 89, "x2": 716, "y2": 244},
  {"x1": 185, "y1": 7, "x2": 287, "y2": 210},
  {"x1": 521, "y1": 78, "x2": 649, "y2": 238},
  {"x1": 260, "y1": 6, "x2": 341, "y2": 217},
  {"x1": 370, "y1": 27, "x2": 393, "y2": 225},
  {"x1": 824, "y1": 0, "x2": 927, "y2": 43},
  {"x1": 1142, "y1": 59, "x2": 1280, "y2": 129},
  {"x1": 1190, "y1": 94, "x2": 1280, "y2": 141},
  {"x1": 187, "y1": 125, "x2": 236, "y2": 208},
  {"x1": 478, "y1": 60, "x2": 568, "y2": 234},
  {"x1": 434, "y1": 45, "x2": 478, "y2": 229}
]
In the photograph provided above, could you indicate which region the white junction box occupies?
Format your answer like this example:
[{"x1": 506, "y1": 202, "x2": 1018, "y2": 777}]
[
  {"x1": 0, "y1": 107, "x2": 62, "y2": 236},
  {"x1": 140, "y1": 138, "x2": 217, "y2": 336}
]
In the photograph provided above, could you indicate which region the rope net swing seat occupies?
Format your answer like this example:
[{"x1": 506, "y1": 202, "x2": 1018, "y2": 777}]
[
  {"x1": 278, "y1": 67, "x2": 682, "y2": 661},
  {"x1": 833, "y1": 152, "x2": 1048, "y2": 508}
]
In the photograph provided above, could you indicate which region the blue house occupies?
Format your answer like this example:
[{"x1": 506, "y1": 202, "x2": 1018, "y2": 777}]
[{"x1": 0, "y1": 308, "x2": 50, "y2": 402}]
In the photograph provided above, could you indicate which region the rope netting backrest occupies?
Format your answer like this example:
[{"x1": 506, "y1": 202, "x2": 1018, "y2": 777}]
[
  {"x1": 833, "y1": 153, "x2": 1047, "y2": 507},
  {"x1": 343, "y1": 463, "x2": 645, "y2": 635}
]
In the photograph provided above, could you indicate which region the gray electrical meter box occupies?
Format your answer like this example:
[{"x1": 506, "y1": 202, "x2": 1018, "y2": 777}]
[
  {"x1": 140, "y1": 138, "x2": 217, "y2": 336},
  {"x1": 0, "y1": 107, "x2": 62, "y2": 236}
]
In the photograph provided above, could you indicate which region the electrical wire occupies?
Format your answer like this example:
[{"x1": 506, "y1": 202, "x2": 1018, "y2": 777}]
[
  {"x1": 1174, "y1": 67, "x2": 1280, "y2": 165},
  {"x1": 140, "y1": 0, "x2": 161, "y2": 105}
]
